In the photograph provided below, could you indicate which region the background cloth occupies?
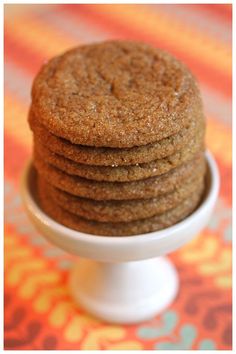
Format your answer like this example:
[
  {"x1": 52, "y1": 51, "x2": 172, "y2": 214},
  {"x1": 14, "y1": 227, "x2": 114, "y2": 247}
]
[{"x1": 4, "y1": 4, "x2": 232, "y2": 350}]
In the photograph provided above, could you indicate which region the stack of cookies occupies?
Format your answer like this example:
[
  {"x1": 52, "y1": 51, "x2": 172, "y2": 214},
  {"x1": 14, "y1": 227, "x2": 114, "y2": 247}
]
[{"x1": 29, "y1": 41, "x2": 206, "y2": 236}]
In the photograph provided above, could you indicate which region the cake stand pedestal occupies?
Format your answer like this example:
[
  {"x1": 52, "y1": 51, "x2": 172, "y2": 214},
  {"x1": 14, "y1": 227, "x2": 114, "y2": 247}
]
[{"x1": 21, "y1": 151, "x2": 219, "y2": 324}]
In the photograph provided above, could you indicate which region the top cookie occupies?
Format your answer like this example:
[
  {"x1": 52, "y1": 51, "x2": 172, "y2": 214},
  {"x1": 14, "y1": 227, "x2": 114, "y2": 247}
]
[{"x1": 31, "y1": 40, "x2": 203, "y2": 148}]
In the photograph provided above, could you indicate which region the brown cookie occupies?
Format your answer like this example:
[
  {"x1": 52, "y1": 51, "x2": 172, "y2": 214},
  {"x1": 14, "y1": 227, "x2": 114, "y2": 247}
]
[
  {"x1": 33, "y1": 126, "x2": 204, "y2": 182},
  {"x1": 31, "y1": 40, "x2": 203, "y2": 148},
  {"x1": 39, "y1": 173, "x2": 205, "y2": 222},
  {"x1": 33, "y1": 153, "x2": 205, "y2": 200},
  {"x1": 29, "y1": 110, "x2": 204, "y2": 166},
  {"x1": 37, "y1": 177, "x2": 205, "y2": 236}
]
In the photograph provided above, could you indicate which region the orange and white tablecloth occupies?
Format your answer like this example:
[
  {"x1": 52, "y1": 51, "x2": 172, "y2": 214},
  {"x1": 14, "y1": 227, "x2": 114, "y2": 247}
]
[{"x1": 4, "y1": 4, "x2": 232, "y2": 350}]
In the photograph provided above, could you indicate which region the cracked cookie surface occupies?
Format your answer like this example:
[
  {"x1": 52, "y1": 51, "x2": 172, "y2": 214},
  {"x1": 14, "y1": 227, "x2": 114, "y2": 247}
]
[{"x1": 31, "y1": 40, "x2": 203, "y2": 148}]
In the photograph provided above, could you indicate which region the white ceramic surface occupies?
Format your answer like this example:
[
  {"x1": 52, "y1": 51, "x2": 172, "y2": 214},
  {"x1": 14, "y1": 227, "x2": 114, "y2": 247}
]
[
  {"x1": 69, "y1": 257, "x2": 179, "y2": 324},
  {"x1": 21, "y1": 151, "x2": 219, "y2": 323}
]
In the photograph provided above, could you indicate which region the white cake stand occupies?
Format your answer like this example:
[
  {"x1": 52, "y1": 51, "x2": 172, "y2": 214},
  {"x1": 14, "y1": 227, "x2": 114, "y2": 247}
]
[{"x1": 21, "y1": 151, "x2": 219, "y2": 324}]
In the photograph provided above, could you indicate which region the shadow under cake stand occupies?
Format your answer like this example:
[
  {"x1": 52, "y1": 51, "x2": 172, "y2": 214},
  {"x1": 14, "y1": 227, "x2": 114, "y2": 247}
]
[{"x1": 21, "y1": 151, "x2": 219, "y2": 324}]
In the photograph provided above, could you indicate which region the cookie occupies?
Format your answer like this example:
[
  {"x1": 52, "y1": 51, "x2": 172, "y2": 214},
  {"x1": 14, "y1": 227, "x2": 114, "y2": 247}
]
[
  {"x1": 39, "y1": 173, "x2": 205, "y2": 222},
  {"x1": 31, "y1": 40, "x2": 203, "y2": 148},
  {"x1": 37, "y1": 176, "x2": 204, "y2": 236},
  {"x1": 33, "y1": 125, "x2": 204, "y2": 182},
  {"x1": 34, "y1": 153, "x2": 205, "y2": 200},
  {"x1": 29, "y1": 109, "x2": 204, "y2": 166}
]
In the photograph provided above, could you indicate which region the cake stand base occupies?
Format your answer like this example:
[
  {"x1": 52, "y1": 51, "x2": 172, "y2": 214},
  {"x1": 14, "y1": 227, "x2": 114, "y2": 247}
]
[{"x1": 69, "y1": 257, "x2": 179, "y2": 324}]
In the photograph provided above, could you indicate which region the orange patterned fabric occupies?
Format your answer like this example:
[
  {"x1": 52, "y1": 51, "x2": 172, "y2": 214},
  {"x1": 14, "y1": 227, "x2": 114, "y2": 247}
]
[{"x1": 4, "y1": 4, "x2": 232, "y2": 350}]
